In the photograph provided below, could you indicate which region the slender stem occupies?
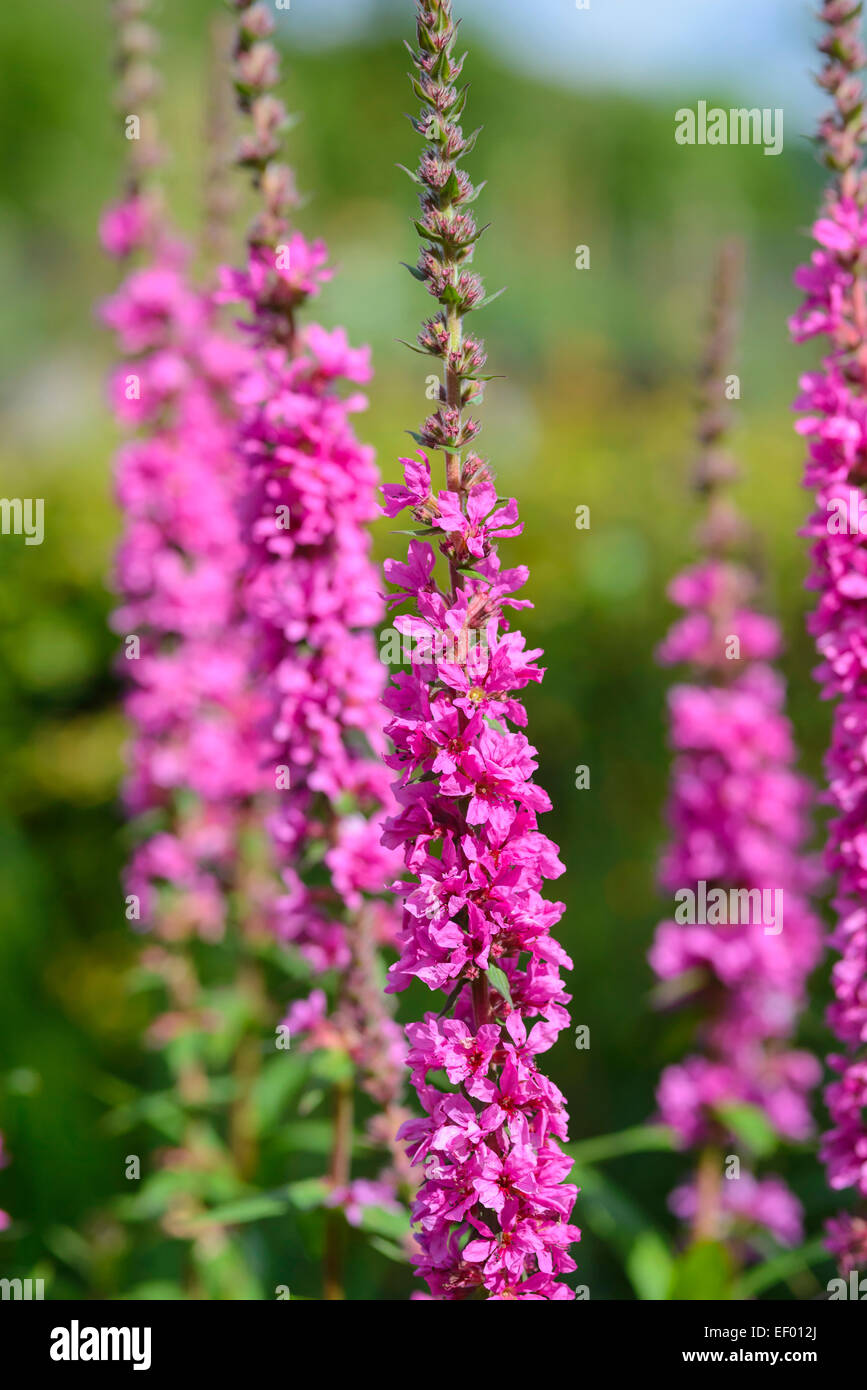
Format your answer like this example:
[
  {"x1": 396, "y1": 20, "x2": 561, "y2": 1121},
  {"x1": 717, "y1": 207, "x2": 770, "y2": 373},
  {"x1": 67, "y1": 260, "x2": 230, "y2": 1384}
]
[
  {"x1": 691, "y1": 1145, "x2": 721, "y2": 1244},
  {"x1": 323, "y1": 1077, "x2": 354, "y2": 1300},
  {"x1": 471, "y1": 974, "x2": 491, "y2": 1030},
  {"x1": 201, "y1": 15, "x2": 237, "y2": 270},
  {"x1": 229, "y1": 964, "x2": 265, "y2": 1184},
  {"x1": 426, "y1": 7, "x2": 487, "y2": 1020}
]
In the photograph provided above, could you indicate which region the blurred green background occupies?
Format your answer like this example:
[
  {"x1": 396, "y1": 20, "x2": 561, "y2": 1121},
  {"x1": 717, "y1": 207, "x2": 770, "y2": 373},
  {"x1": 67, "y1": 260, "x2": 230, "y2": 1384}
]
[{"x1": 0, "y1": 0, "x2": 841, "y2": 1297}]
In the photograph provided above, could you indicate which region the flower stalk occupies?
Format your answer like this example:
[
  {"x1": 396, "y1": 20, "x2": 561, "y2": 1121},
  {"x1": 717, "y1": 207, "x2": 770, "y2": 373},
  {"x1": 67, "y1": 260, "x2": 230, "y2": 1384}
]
[
  {"x1": 652, "y1": 243, "x2": 822, "y2": 1259},
  {"x1": 221, "y1": 0, "x2": 412, "y2": 1296},
  {"x1": 103, "y1": 0, "x2": 276, "y2": 1299},
  {"x1": 381, "y1": 0, "x2": 579, "y2": 1300},
  {"x1": 791, "y1": 0, "x2": 867, "y2": 1279}
]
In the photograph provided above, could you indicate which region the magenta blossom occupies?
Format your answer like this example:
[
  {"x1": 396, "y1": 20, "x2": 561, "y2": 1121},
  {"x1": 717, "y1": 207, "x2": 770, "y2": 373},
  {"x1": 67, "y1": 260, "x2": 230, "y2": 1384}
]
[
  {"x1": 221, "y1": 0, "x2": 411, "y2": 1246},
  {"x1": 382, "y1": 0, "x2": 578, "y2": 1300},
  {"x1": 791, "y1": 0, "x2": 867, "y2": 1272},
  {"x1": 652, "y1": 242, "x2": 822, "y2": 1252}
]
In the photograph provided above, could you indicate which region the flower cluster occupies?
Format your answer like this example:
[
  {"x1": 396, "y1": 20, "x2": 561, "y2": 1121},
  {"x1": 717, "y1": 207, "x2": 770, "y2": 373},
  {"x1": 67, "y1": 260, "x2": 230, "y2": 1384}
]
[
  {"x1": 653, "y1": 245, "x2": 822, "y2": 1250},
  {"x1": 221, "y1": 0, "x2": 408, "y2": 1225},
  {"x1": 101, "y1": 6, "x2": 291, "y2": 1289},
  {"x1": 103, "y1": 220, "x2": 262, "y2": 948},
  {"x1": 103, "y1": 1, "x2": 262, "y2": 955},
  {"x1": 382, "y1": 0, "x2": 578, "y2": 1300},
  {"x1": 791, "y1": 0, "x2": 867, "y2": 1275}
]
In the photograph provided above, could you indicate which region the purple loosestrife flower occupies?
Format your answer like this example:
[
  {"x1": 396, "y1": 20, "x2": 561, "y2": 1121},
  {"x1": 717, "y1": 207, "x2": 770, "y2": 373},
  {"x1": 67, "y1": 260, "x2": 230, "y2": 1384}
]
[
  {"x1": 220, "y1": 1, "x2": 411, "y2": 1264},
  {"x1": 103, "y1": 4, "x2": 261, "y2": 960},
  {"x1": 102, "y1": 7, "x2": 275, "y2": 1283},
  {"x1": 382, "y1": 0, "x2": 578, "y2": 1300},
  {"x1": 652, "y1": 244, "x2": 822, "y2": 1253},
  {"x1": 791, "y1": 0, "x2": 867, "y2": 1275}
]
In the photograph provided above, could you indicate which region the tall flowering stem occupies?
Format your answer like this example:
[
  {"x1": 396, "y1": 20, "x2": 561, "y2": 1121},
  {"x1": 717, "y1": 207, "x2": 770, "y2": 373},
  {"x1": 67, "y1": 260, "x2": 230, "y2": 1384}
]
[
  {"x1": 382, "y1": 0, "x2": 578, "y2": 1300},
  {"x1": 103, "y1": 0, "x2": 275, "y2": 1298},
  {"x1": 791, "y1": 0, "x2": 867, "y2": 1277},
  {"x1": 652, "y1": 243, "x2": 822, "y2": 1257},
  {"x1": 201, "y1": 16, "x2": 239, "y2": 271},
  {"x1": 220, "y1": 0, "x2": 411, "y2": 1294}
]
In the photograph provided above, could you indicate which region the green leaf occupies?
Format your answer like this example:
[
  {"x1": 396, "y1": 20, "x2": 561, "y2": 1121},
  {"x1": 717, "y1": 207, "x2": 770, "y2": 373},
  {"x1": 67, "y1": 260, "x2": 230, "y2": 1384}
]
[
  {"x1": 446, "y1": 86, "x2": 470, "y2": 122},
  {"x1": 104, "y1": 1091, "x2": 189, "y2": 1143},
  {"x1": 627, "y1": 1230, "x2": 675, "y2": 1302},
  {"x1": 397, "y1": 338, "x2": 435, "y2": 357},
  {"x1": 668, "y1": 1241, "x2": 734, "y2": 1301},
  {"x1": 120, "y1": 1282, "x2": 186, "y2": 1301},
  {"x1": 368, "y1": 1236, "x2": 410, "y2": 1265},
  {"x1": 278, "y1": 1121, "x2": 372, "y2": 1158},
  {"x1": 357, "y1": 1204, "x2": 412, "y2": 1242},
  {"x1": 414, "y1": 219, "x2": 447, "y2": 246},
  {"x1": 567, "y1": 1163, "x2": 659, "y2": 1264},
  {"x1": 565, "y1": 1124, "x2": 675, "y2": 1166},
  {"x1": 477, "y1": 287, "x2": 507, "y2": 311},
  {"x1": 442, "y1": 170, "x2": 462, "y2": 204},
  {"x1": 461, "y1": 127, "x2": 483, "y2": 157},
  {"x1": 734, "y1": 1237, "x2": 830, "y2": 1299},
  {"x1": 189, "y1": 1193, "x2": 288, "y2": 1228},
  {"x1": 438, "y1": 283, "x2": 463, "y2": 307},
  {"x1": 715, "y1": 1102, "x2": 778, "y2": 1158},
  {"x1": 188, "y1": 1177, "x2": 330, "y2": 1229},
  {"x1": 286, "y1": 1178, "x2": 330, "y2": 1212},
  {"x1": 485, "y1": 964, "x2": 513, "y2": 1008},
  {"x1": 252, "y1": 1052, "x2": 308, "y2": 1131},
  {"x1": 310, "y1": 1048, "x2": 353, "y2": 1086}
]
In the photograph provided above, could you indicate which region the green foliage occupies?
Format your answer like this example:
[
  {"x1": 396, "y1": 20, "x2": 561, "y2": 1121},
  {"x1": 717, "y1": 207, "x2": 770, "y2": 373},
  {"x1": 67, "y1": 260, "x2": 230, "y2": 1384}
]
[{"x1": 668, "y1": 1241, "x2": 735, "y2": 1301}]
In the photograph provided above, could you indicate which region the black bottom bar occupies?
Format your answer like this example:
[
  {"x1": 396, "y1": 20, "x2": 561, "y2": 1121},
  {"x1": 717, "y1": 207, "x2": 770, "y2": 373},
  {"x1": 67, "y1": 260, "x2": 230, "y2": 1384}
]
[{"x1": 0, "y1": 1297, "x2": 862, "y2": 1375}]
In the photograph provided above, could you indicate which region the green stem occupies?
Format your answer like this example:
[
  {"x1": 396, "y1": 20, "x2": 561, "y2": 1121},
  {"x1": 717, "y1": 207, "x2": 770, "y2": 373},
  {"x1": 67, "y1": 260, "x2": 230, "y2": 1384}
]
[
  {"x1": 691, "y1": 1145, "x2": 722, "y2": 1245},
  {"x1": 323, "y1": 1076, "x2": 353, "y2": 1300}
]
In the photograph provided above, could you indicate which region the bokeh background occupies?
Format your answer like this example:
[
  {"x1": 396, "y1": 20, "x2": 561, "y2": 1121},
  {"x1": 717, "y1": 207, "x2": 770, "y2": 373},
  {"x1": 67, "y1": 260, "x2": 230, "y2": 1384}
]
[{"x1": 0, "y1": 0, "x2": 842, "y2": 1297}]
